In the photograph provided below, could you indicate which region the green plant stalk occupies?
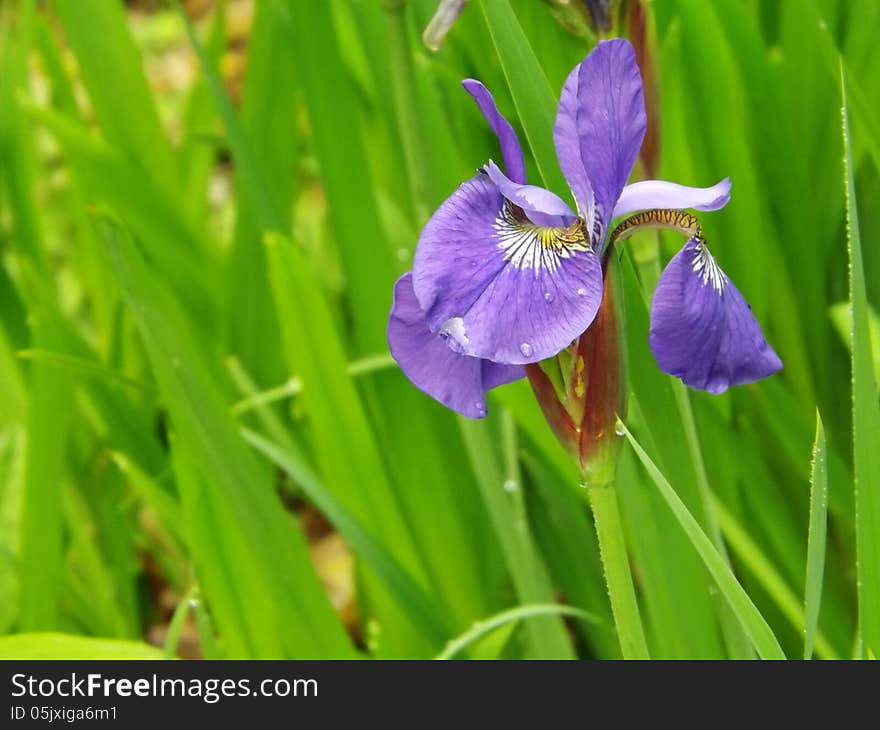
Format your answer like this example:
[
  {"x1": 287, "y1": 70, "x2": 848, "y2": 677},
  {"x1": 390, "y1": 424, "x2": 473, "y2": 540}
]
[
  {"x1": 585, "y1": 479, "x2": 650, "y2": 659},
  {"x1": 383, "y1": 0, "x2": 432, "y2": 223}
]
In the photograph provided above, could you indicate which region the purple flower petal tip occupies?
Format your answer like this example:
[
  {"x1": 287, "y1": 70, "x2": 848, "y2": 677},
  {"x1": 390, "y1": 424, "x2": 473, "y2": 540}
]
[
  {"x1": 462, "y1": 79, "x2": 527, "y2": 185},
  {"x1": 613, "y1": 177, "x2": 732, "y2": 218},
  {"x1": 388, "y1": 272, "x2": 523, "y2": 418},
  {"x1": 649, "y1": 239, "x2": 782, "y2": 394}
]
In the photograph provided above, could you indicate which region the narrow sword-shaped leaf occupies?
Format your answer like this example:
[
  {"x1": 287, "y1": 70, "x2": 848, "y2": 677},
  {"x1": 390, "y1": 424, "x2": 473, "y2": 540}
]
[
  {"x1": 711, "y1": 495, "x2": 837, "y2": 659},
  {"x1": 620, "y1": 421, "x2": 786, "y2": 659},
  {"x1": 436, "y1": 603, "x2": 598, "y2": 660},
  {"x1": 841, "y1": 66, "x2": 880, "y2": 659},
  {"x1": 480, "y1": 0, "x2": 569, "y2": 196},
  {"x1": 103, "y1": 219, "x2": 354, "y2": 658},
  {"x1": 805, "y1": 412, "x2": 830, "y2": 659},
  {"x1": 242, "y1": 428, "x2": 451, "y2": 648}
]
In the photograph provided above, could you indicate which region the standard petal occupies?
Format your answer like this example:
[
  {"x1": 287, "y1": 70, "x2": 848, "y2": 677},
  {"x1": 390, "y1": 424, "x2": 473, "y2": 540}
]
[
  {"x1": 484, "y1": 160, "x2": 575, "y2": 227},
  {"x1": 462, "y1": 79, "x2": 527, "y2": 184},
  {"x1": 412, "y1": 174, "x2": 603, "y2": 365},
  {"x1": 649, "y1": 238, "x2": 782, "y2": 393},
  {"x1": 388, "y1": 273, "x2": 522, "y2": 418},
  {"x1": 553, "y1": 39, "x2": 646, "y2": 240},
  {"x1": 613, "y1": 178, "x2": 731, "y2": 218}
]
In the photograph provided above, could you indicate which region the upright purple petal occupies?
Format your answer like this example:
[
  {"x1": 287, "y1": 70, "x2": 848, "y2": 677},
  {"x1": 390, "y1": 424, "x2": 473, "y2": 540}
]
[
  {"x1": 412, "y1": 174, "x2": 603, "y2": 365},
  {"x1": 553, "y1": 39, "x2": 646, "y2": 240},
  {"x1": 613, "y1": 178, "x2": 732, "y2": 218},
  {"x1": 484, "y1": 160, "x2": 575, "y2": 228},
  {"x1": 388, "y1": 273, "x2": 523, "y2": 418},
  {"x1": 462, "y1": 79, "x2": 527, "y2": 184},
  {"x1": 649, "y1": 238, "x2": 782, "y2": 393}
]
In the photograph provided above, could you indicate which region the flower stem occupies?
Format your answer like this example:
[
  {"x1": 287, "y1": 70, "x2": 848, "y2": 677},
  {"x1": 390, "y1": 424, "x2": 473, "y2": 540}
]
[{"x1": 585, "y1": 478, "x2": 650, "y2": 659}]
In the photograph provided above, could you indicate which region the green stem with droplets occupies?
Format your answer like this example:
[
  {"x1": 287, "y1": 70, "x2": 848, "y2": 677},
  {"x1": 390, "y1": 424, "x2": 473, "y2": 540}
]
[{"x1": 584, "y1": 478, "x2": 650, "y2": 659}]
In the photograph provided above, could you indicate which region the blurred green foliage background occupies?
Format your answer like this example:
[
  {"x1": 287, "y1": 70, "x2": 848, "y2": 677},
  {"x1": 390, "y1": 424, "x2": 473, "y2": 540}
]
[{"x1": 0, "y1": 0, "x2": 877, "y2": 659}]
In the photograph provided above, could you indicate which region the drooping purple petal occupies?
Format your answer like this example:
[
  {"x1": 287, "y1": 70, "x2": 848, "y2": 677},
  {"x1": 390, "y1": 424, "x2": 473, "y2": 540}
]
[
  {"x1": 613, "y1": 178, "x2": 732, "y2": 218},
  {"x1": 462, "y1": 79, "x2": 527, "y2": 184},
  {"x1": 387, "y1": 273, "x2": 523, "y2": 418},
  {"x1": 412, "y1": 174, "x2": 603, "y2": 365},
  {"x1": 482, "y1": 359, "x2": 527, "y2": 392},
  {"x1": 554, "y1": 38, "x2": 646, "y2": 239},
  {"x1": 484, "y1": 160, "x2": 575, "y2": 228},
  {"x1": 649, "y1": 238, "x2": 782, "y2": 393}
]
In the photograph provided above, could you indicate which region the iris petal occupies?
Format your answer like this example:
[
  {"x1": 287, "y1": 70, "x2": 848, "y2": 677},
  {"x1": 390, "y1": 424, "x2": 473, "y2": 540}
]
[
  {"x1": 462, "y1": 79, "x2": 527, "y2": 184},
  {"x1": 484, "y1": 160, "x2": 575, "y2": 228},
  {"x1": 613, "y1": 178, "x2": 732, "y2": 218},
  {"x1": 554, "y1": 39, "x2": 646, "y2": 238},
  {"x1": 649, "y1": 238, "x2": 782, "y2": 393},
  {"x1": 387, "y1": 273, "x2": 523, "y2": 418},
  {"x1": 412, "y1": 174, "x2": 603, "y2": 365}
]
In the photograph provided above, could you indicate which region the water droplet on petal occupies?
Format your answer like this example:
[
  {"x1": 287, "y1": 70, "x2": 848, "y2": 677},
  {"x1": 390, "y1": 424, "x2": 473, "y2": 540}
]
[
  {"x1": 544, "y1": 291, "x2": 554, "y2": 303},
  {"x1": 519, "y1": 342, "x2": 533, "y2": 357},
  {"x1": 577, "y1": 287, "x2": 588, "y2": 297},
  {"x1": 474, "y1": 401, "x2": 486, "y2": 416},
  {"x1": 502, "y1": 479, "x2": 517, "y2": 493}
]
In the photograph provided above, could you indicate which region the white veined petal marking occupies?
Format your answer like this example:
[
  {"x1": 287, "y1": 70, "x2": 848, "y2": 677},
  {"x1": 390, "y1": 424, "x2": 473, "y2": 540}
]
[
  {"x1": 494, "y1": 202, "x2": 591, "y2": 276},
  {"x1": 692, "y1": 239, "x2": 725, "y2": 293}
]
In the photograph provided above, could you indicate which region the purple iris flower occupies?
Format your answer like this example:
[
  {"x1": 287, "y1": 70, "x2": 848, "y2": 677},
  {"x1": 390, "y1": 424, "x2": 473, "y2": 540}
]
[{"x1": 387, "y1": 38, "x2": 781, "y2": 418}]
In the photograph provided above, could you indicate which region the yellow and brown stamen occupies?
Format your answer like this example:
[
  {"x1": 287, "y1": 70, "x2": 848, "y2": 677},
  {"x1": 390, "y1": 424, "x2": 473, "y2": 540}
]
[{"x1": 608, "y1": 208, "x2": 725, "y2": 293}]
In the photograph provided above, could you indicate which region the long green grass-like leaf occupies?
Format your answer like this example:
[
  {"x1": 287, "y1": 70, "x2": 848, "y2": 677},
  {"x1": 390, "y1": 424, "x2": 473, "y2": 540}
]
[
  {"x1": 480, "y1": 0, "x2": 569, "y2": 196},
  {"x1": 711, "y1": 497, "x2": 837, "y2": 660},
  {"x1": 0, "y1": 634, "x2": 163, "y2": 660},
  {"x1": 62, "y1": 486, "x2": 133, "y2": 638},
  {"x1": 620, "y1": 421, "x2": 785, "y2": 660},
  {"x1": 282, "y1": 0, "x2": 396, "y2": 353},
  {"x1": 830, "y1": 302, "x2": 880, "y2": 392},
  {"x1": 805, "y1": 412, "x2": 830, "y2": 659},
  {"x1": 28, "y1": 104, "x2": 214, "y2": 322},
  {"x1": 16, "y1": 349, "x2": 154, "y2": 393},
  {"x1": 265, "y1": 232, "x2": 437, "y2": 657},
  {"x1": 0, "y1": 1, "x2": 46, "y2": 271},
  {"x1": 174, "y1": 2, "x2": 282, "y2": 233},
  {"x1": 53, "y1": 0, "x2": 179, "y2": 195},
  {"x1": 242, "y1": 428, "x2": 451, "y2": 648},
  {"x1": 17, "y1": 326, "x2": 72, "y2": 631},
  {"x1": 841, "y1": 66, "x2": 880, "y2": 659},
  {"x1": 435, "y1": 603, "x2": 598, "y2": 660},
  {"x1": 103, "y1": 219, "x2": 353, "y2": 658},
  {"x1": 222, "y1": 0, "x2": 294, "y2": 384},
  {"x1": 459, "y1": 417, "x2": 575, "y2": 659}
]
